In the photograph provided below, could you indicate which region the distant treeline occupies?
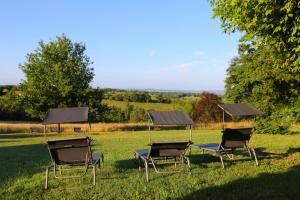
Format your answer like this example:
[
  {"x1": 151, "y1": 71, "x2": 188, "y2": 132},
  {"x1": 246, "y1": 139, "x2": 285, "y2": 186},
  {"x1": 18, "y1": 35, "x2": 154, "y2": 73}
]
[{"x1": 102, "y1": 88, "x2": 201, "y2": 103}]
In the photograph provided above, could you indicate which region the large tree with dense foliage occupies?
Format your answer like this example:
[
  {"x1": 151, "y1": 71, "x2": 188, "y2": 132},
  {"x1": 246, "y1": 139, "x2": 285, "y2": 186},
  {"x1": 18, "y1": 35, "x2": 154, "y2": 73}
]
[
  {"x1": 210, "y1": 0, "x2": 300, "y2": 133},
  {"x1": 210, "y1": 0, "x2": 300, "y2": 71},
  {"x1": 225, "y1": 46, "x2": 300, "y2": 134},
  {"x1": 20, "y1": 35, "x2": 100, "y2": 119},
  {"x1": 225, "y1": 46, "x2": 300, "y2": 113}
]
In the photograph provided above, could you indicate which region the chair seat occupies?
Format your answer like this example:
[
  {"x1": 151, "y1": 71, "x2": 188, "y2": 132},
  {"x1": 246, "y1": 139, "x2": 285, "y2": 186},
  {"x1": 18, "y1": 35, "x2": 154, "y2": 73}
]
[
  {"x1": 192, "y1": 143, "x2": 219, "y2": 152},
  {"x1": 135, "y1": 149, "x2": 149, "y2": 159},
  {"x1": 92, "y1": 152, "x2": 103, "y2": 164}
]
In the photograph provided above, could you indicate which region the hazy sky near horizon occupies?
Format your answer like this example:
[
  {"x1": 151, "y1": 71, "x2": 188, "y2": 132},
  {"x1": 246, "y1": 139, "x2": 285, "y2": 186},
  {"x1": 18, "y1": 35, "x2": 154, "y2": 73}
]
[{"x1": 0, "y1": 0, "x2": 240, "y2": 91}]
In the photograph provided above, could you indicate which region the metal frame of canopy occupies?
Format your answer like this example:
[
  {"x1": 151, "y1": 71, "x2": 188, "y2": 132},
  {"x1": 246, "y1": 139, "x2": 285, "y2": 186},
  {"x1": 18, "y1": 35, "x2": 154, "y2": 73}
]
[
  {"x1": 218, "y1": 103, "x2": 264, "y2": 129},
  {"x1": 147, "y1": 111, "x2": 194, "y2": 144},
  {"x1": 42, "y1": 107, "x2": 91, "y2": 135}
]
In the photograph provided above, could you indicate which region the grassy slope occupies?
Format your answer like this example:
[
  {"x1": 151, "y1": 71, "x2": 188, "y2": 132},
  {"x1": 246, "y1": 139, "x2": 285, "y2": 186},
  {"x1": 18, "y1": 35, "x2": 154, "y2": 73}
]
[
  {"x1": 103, "y1": 100, "x2": 183, "y2": 111},
  {"x1": 1, "y1": 130, "x2": 300, "y2": 199}
]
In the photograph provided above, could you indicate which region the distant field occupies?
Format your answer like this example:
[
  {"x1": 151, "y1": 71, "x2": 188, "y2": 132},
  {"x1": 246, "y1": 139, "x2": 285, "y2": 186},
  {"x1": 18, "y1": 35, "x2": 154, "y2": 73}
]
[{"x1": 103, "y1": 100, "x2": 183, "y2": 111}]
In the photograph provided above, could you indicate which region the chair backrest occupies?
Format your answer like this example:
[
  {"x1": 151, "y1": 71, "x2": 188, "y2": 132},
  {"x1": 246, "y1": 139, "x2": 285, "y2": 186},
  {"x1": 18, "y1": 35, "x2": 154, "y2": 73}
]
[
  {"x1": 47, "y1": 137, "x2": 92, "y2": 165},
  {"x1": 148, "y1": 141, "x2": 190, "y2": 158},
  {"x1": 221, "y1": 127, "x2": 254, "y2": 149}
]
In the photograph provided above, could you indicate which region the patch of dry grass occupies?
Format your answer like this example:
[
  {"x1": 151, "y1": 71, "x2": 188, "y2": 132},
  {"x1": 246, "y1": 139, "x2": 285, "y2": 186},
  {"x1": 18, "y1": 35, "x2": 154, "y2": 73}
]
[
  {"x1": 195, "y1": 121, "x2": 253, "y2": 129},
  {"x1": 1, "y1": 120, "x2": 297, "y2": 134},
  {"x1": 0, "y1": 122, "x2": 149, "y2": 133}
]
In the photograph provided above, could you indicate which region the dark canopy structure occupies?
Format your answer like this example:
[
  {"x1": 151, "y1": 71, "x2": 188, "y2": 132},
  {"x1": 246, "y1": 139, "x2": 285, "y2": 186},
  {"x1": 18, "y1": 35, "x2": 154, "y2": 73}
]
[
  {"x1": 218, "y1": 103, "x2": 264, "y2": 117},
  {"x1": 147, "y1": 111, "x2": 194, "y2": 143},
  {"x1": 43, "y1": 107, "x2": 89, "y2": 133},
  {"x1": 218, "y1": 103, "x2": 264, "y2": 129},
  {"x1": 148, "y1": 111, "x2": 194, "y2": 126}
]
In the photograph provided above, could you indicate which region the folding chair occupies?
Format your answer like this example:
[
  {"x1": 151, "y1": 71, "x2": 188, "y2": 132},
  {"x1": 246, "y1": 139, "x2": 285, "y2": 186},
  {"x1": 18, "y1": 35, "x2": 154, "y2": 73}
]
[
  {"x1": 192, "y1": 127, "x2": 258, "y2": 168},
  {"x1": 45, "y1": 137, "x2": 104, "y2": 189},
  {"x1": 134, "y1": 141, "x2": 191, "y2": 182}
]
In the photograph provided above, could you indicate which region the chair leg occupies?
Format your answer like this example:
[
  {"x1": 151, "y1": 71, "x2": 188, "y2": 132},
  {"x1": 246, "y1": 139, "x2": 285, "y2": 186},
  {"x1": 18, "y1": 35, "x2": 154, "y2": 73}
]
[
  {"x1": 145, "y1": 161, "x2": 149, "y2": 182},
  {"x1": 93, "y1": 165, "x2": 96, "y2": 186},
  {"x1": 251, "y1": 148, "x2": 259, "y2": 166},
  {"x1": 138, "y1": 157, "x2": 142, "y2": 171},
  {"x1": 246, "y1": 146, "x2": 252, "y2": 157},
  {"x1": 186, "y1": 157, "x2": 191, "y2": 175},
  {"x1": 219, "y1": 154, "x2": 225, "y2": 169},
  {"x1": 45, "y1": 167, "x2": 49, "y2": 189}
]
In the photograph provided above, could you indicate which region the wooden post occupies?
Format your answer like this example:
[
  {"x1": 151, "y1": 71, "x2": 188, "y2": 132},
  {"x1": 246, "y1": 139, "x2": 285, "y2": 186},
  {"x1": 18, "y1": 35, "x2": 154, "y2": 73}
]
[
  {"x1": 44, "y1": 125, "x2": 46, "y2": 136},
  {"x1": 222, "y1": 110, "x2": 225, "y2": 130},
  {"x1": 148, "y1": 120, "x2": 151, "y2": 145},
  {"x1": 89, "y1": 122, "x2": 92, "y2": 135},
  {"x1": 189, "y1": 124, "x2": 192, "y2": 141},
  {"x1": 58, "y1": 123, "x2": 60, "y2": 133}
]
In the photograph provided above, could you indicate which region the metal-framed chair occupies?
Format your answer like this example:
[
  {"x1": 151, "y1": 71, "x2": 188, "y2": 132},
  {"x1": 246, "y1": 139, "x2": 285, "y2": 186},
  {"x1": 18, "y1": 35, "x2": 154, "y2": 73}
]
[
  {"x1": 45, "y1": 137, "x2": 104, "y2": 189},
  {"x1": 192, "y1": 127, "x2": 258, "y2": 168},
  {"x1": 134, "y1": 141, "x2": 191, "y2": 182}
]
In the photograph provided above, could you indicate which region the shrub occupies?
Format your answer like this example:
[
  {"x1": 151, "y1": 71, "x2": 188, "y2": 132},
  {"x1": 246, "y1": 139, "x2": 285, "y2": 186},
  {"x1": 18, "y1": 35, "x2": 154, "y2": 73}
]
[
  {"x1": 102, "y1": 106, "x2": 126, "y2": 122},
  {"x1": 182, "y1": 100, "x2": 197, "y2": 120},
  {"x1": 130, "y1": 107, "x2": 147, "y2": 122},
  {"x1": 255, "y1": 107, "x2": 293, "y2": 134},
  {"x1": 195, "y1": 92, "x2": 222, "y2": 123}
]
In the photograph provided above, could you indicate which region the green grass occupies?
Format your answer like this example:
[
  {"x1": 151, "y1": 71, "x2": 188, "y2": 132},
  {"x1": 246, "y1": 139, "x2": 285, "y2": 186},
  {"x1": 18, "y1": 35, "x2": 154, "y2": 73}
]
[
  {"x1": 103, "y1": 100, "x2": 183, "y2": 111},
  {"x1": 1, "y1": 130, "x2": 300, "y2": 199}
]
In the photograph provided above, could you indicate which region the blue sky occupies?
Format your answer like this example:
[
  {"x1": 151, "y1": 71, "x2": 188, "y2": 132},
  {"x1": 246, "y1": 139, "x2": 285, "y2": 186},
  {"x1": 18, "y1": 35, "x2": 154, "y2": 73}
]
[{"x1": 0, "y1": 0, "x2": 240, "y2": 90}]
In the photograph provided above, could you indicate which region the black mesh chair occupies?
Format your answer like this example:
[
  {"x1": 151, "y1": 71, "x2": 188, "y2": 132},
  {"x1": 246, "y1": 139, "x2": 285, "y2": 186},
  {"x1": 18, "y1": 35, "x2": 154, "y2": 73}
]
[
  {"x1": 45, "y1": 137, "x2": 104, "y2": 189},
  {"x1": 134, "y1": 141, "x2": 191, "y2": 182},
  {"x1": 192, "y1": 127, "x2": 258, "y2": 168}
]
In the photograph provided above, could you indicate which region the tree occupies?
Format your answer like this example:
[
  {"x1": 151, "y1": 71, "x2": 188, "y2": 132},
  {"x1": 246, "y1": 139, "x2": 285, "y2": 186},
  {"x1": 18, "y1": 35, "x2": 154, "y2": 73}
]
[
  {"x1": 225, "y1": 46, "x2": 300, "y2": 114},
  {"x1": 182, "y1": 99, "x2": 197, "y2": 121},
  {"x1": 209, "y1": 0, "x2": 300, "y2": 72},
  {"x1": 195, "y1": 92, "x2": 222, "y2": 123},
  {"x1": 20, "y1": 35, "x2": 97, "y2": 119},
  {"x1": 130, "y1": 107, "x2": 147, "y2": 122},
  {"x1": 225, "y1": 46, "x2": 300, "y2": 134},
  {"x1": 0, "y1": 87, "x2": 28, "y2": 120}
]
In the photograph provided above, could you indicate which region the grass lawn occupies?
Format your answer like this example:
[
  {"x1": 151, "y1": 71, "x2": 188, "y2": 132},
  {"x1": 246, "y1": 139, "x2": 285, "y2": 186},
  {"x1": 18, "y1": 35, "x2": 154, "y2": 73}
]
[
  {"x1": 1, "y1": 130, "x2": 300, "y2": 199},
  {"x1": 103, "y1": 100, "x2": 183, "y2": 111}
]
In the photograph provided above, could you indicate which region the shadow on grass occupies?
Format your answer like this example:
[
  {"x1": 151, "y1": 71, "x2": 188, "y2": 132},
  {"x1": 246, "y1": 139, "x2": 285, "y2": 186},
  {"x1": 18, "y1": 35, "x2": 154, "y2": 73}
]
[
  {"x1": 0, "y1": 143, "x2": 49, "y2": 186},
  {"x1": 189, "y1": 154, "x2": 222, "y2": 165},
  {"x1": 114, "y1": 147, "x2": 300, "y2": 171},
  {"x1": 0, "y1": 133, "x2": 44, "y2": 139},
  {"x1": 189, "y1": 147, "x2": 300, "y2": 167},
  {"x1": 178, "y1": 164, "x2": 300, "y2": 200},
  {"x1": 114, "y1": 158, "x2": 138, "y2": 170}
]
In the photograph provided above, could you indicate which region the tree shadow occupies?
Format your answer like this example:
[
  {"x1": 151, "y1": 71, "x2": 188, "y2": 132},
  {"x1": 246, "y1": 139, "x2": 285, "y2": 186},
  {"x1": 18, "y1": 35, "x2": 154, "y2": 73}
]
[
  {"x1": 255, "y1": 147, "x2": 300, "y2": 161},
  {"x1": 0, "y1": 143, "x2": 49, "y2": 186},
  {"x1": 286, "y1": 131, "x2": 300, "y2": 135},
  {"x1": 177, "y1": 164, "x2": 300, "y2": 200}
]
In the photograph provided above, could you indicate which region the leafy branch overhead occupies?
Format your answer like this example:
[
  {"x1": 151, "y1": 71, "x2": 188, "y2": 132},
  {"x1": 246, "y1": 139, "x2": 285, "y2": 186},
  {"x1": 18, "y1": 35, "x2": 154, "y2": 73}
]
[{"x1": 210, "y1": 0, "x2": 300, "y2": 71}]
